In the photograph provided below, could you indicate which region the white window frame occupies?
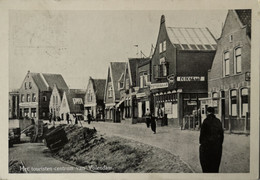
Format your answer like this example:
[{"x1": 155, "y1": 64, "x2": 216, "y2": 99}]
[
  {"x1": 163, "y1": 40, "x2": 166, "y2": 52},
  {"x1": 160, "y1": 57, "x2": 167, "y2": 77},
  {"x1": 240, "y1": 88, "x2": 249, "y2": 117},
  {"x1": 159, "y1": 43, "x2": 162, "y2": 53},
  {"x1": 223, "y1": 51, "x2": 230, "y2": 76},
  {"x1": 108, "y1": 86, "x2": 113, "y2": 98},
  {"x1": 230, "y1": 89, "x2": 237, "y2": 116},
  {"x1": 234, "y1": 47, "x2": 242, "y2": 74}
]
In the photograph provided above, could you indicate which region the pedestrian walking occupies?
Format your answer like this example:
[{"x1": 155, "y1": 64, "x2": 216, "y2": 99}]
[
  {"x1": 74, "y1": 113, "x2": 78, "y2": 125},
  {"x1": 87, "y1": 113, "x2": 92, "y2": 124},
  {"x1": 199, "y1": 107, "x2": 224, "y2": 173},
  {"x1": 66, "y1": 113, "x2": 70, "y2": 124},
  {"x1": 150, "y1": 113, "x2": 156, "y2": 134},
  {"x1": 145, "y1": 108, "x2": 151, "y2": 128}
]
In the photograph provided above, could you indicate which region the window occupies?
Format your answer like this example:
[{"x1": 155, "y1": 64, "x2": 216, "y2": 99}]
[
  {"x1": 32, "y1": 93, "x2": 36, "y2": 102},
  {"x1": 43, "y1": 96, "x2": 47, "y2": 102},
  {"x1": 27, "y1": 94, "x2": 30, "y2": 102},
  {"x1": 21, "y1": 94, "x2": 24, "y2": 102},
  {"x1": 229, "y1": 35, "x2": 233, "y2": 42},
  {"x1": 31, "y1": 108, "x2": 36, "y2": 118},
  {"x1": 212, "y1": 92, "x2": 218, "y2": 99},
  {"x1": 163, "y1": 41, "x2": 166, "y2": 51},
  {"x1": 140, "y1": 72, "x2": 148, "y2": 88},
  {"x1": 29, "y1": 82, "x2": 32, "y2": 89},
  {"x1": 223, "y1": 52, "x2": 230, "y2": 76},
  {"x1": 235, "y1": 47, "x2": 242, "y2": 74},
  {"x1": 53, "y1": 96, "x2": 55, "y2": 104},
  {"x1": 24, "y1": 82, "x2": 27, "y2": 90},
  {"x1": 118, "y1": 82, "x2": 124, "y2": 89},
  {"x1": 56, "y1": 96, "x2": 58, "y2": 105},
  {"x1": 160, "y1": 57, "x2": 168, "y2": 77},
  {"x1": 159, "y1": 43, "x2": 162, "y2": 53},
  {"x1": 87, "y1": 89, "x2": 92, "y2": 102},
  {"x1": 230, "y1": 90, "x2": 237, "y2": 116},
  {"x1": 126, "y1": 79, "x2": 130, "y2": 90},
  {"x1": 241, "y1": 88, "x2": 249, "y2": 117},
  {"x1": 108, "y1": 86, "x2": 113, "y2": 98}
]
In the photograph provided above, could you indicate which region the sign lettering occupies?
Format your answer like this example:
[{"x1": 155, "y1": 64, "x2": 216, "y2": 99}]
[
  {"x1": 177, "y1": 76, "x2": 205, "y2": 82},
  {"x1": 150, "y1": 83, "x2": 168, "y2": 90}
]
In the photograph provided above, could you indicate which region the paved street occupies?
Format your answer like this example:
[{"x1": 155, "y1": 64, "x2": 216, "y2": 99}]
[
  {"x1": 9, "y1": 143, "x2": 87, "y2": 173},
  {"x1": 80, "y1": 120, "x2": 250, "y2": 173}
]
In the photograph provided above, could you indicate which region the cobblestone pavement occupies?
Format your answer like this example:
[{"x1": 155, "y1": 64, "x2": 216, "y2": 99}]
[{"x1": 79, "y1": 120, "x2": 249, "y2": 173}]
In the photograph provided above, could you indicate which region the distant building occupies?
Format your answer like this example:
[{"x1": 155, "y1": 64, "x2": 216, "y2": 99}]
[
  {"x1": 202, "y1": 10, "x2": 251, "y2": 132},
  {"x1": 104, "y1": 62, "x2": 126, "y2": 122},
  {"x1": 149, "y1": 15, "x2": 217, "y2": 127},
  {"x1": 9, "y1": 89, "x2": 19, "y2": 119},
  {"x1": 49, "y1": 84, "x2": 69, "y2": 120},
  {"x1": 18, "y1": 71, "x2": 68, "y2": 120},
  {"x1": 118, "y1": 58, "x2": 149, "y2": 123},
  {"x1": 84, "y1": 77, "x2": 106, "y2": 120},
  {"x1": 59, "y1": 89, "x2": 85, "y2": 121}
]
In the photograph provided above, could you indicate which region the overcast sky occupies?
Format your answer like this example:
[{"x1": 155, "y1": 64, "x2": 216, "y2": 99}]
[{"x1": 9, "y1": 10, "x2": 227, "y2": 90}]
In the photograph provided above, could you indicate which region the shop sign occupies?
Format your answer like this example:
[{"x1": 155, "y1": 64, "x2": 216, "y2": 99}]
[
  {"x1": 177, "y1": 76, "x2": 205, "y2": 82},
  {"x1": 187, "y1": 101, "x2": 197, "y2": 106},
  {"x1": 164, "y1": 102, "x2": 172, "y2": 114},
  {"x1": 73, "y1": 98, "x2": 83, "y2": 104},
  {"x1": 167, "y1": 74, "x2": 176, "y2": 84},
  {"x1": 150, "y1": 82, "x2": 168, "y2": 90},
  {"x1": 19, "y1": 102, "x2": 38, "y2": 107},
  {"x1": 136, "y1": 92, "x2": 146, "y2": 98}
]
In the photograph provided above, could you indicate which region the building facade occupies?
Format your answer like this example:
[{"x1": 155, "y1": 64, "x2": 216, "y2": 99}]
[
  {"x1": 205, "y1": 10, "x2": 251, "y2": 132},
  {"x1": 149, "y1": 15, "x2": 217, "y2": 127},
  {"x1": 104, "y1": 62, "x2": 126, "y2": 122},
  {"x1": 84, "y1": 77, "x2": 106, "y2": 120},
  {"x1": 59, "y1": 89, "x2": 85, "y2": 121},
  {"x1": 9, "y1": 90, "x2": 19, "y2": 119},
  {"x1": 49, "y1": 84, "x2": 68, "y2": 120},
  {"x1": 18, "y1": 71, "x2": 68, "y2": 120}
]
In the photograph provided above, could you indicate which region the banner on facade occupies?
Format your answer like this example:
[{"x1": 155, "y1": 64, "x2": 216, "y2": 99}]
[
  {"x1": 164, "y1": 102, "x2": 172, "y2": 114},
  {"x1": 19, "y1": 102, "x2": 38, "y2": 107},
  {"x1": 136, "y1": 92, "x2": 146, "y2": 98},
  {"x1": 177, "y1": 76, "x2": 205, "y2": 82},
  {"x1": 150, "y1": 82, "x2": 168, "y2": 90}
]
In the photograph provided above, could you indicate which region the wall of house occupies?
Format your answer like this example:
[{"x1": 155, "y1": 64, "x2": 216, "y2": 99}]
[
  {"x1": 207, "y1": 11, "x2": 251, "y2": 131},
  {"x1": 49, "y1": 86, "x2": 62, "y2": 118},
  {"x1": 19, "y1": 73, "x2": 39, "y2": 119},
  {"x1": 151, "y1": 17, "x2": 177, "y2": 84},
  {"x1": 176, "y1": 50, "x2": 216, "y2": 92}
]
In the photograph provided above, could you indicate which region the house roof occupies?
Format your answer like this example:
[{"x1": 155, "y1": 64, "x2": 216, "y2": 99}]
[
  {"x1": 65, "y1": 89, "x2": 85, "y2": 114},
  {"x1": 30, "y1": 72, "x2": 68, "y2": 91},
  {"x1": 166, "y1": 27, "x2": 217, "y2": 51},
  {"x1": 110, "y1": 62, "x2": 127, "y2": 100},
  {"x1": 235, "y1": 9, "x2": 251, "y2": 38},
  {"x1": 128, "y1": 58, "x2": 150, "y2": 87},
  {"x1": 92, "y1": 79, "x2": 106, "y2": 101}
]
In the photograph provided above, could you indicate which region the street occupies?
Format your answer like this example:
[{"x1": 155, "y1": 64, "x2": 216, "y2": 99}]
[
  {"x1": 81, "y1": 120, "x2": 249, "y2": 173},
  {"x1": 9, "y1": 120, "x2": 249, "y2": 173}
]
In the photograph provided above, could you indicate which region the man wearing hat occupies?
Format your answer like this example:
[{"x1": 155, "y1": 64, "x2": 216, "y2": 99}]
[{"x1": 199, "y1": 107, "x2": 224, "y2": 173}]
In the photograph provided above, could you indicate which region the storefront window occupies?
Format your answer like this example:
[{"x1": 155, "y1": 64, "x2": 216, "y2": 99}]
[
  {"x1": 230, "y1": 90, "x2": 237, "y2": 116},
  {"x1": 241, "y1": 88, "x2": 249, "y2": 117}
]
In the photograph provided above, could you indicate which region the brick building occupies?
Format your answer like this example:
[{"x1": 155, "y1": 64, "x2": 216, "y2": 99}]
[
  {"x1": 104, "y1": 62, "x2": 126, "y2": 122},
  {"x1": 84, "y1": 77, "x2": 106, "y2": 120},
  {"x1": 203, "y1": 10, "x2": 251, "y2": 132},
  {"x1": 149, "y1": 15, "x2": 217, "y2": 127},
  {"x1": 18, "y1": 71, "x2": 68, "y2": 120}
]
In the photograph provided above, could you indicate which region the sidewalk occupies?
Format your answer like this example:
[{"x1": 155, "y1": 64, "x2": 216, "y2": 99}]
[{"x1": 79, "y1": 120, "x2": 249, "y2": 173}]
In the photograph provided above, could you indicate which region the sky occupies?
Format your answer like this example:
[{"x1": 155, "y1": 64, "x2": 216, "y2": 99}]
[{"x1": 9, "y1": 10, "x2": 228, "y2": 90}]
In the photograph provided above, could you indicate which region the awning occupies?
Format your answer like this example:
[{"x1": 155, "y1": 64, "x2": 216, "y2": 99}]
[{"x1": 116, "y1": 97, "x2": 126, "y2": 108}]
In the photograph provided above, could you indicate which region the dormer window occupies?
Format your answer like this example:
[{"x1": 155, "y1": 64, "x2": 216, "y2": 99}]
[
  {"x1": 118, "y1": 73, "x2": 124, "y2": 90},
  {"x1": 160, "y1": 57, "x2": 168, "y2": 77},
  {"x1": 159, "y1": 40, "x2": 166, "y2": 53},
  {"x1": 163, "y1": 41, "x2": 166, "y2": 51},
  {"x1": 108, "y1": 86, "x2": 113, "y2": 98}
]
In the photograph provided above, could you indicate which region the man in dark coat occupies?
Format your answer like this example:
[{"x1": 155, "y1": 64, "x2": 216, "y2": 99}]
[
  {"x1": 150, "y1": 113, "x2": 156, "y2": 134},
  {"x1": 199, "y1": 107, "x2": 224, "y2": 173}
]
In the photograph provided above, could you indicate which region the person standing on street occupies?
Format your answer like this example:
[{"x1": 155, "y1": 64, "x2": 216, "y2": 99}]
[
  {"x1": 150, "y1": 113, "x2": 156, "y2": 134},
  {"x1": 145, "y1": 108, "x2": 151, "y2": 128},
  {"x1": 199, "y1": 107, "x2": 224, "y2": 173},
  {"x1": 87, "y1": 113, "x2": 92, "y2": 124}
]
